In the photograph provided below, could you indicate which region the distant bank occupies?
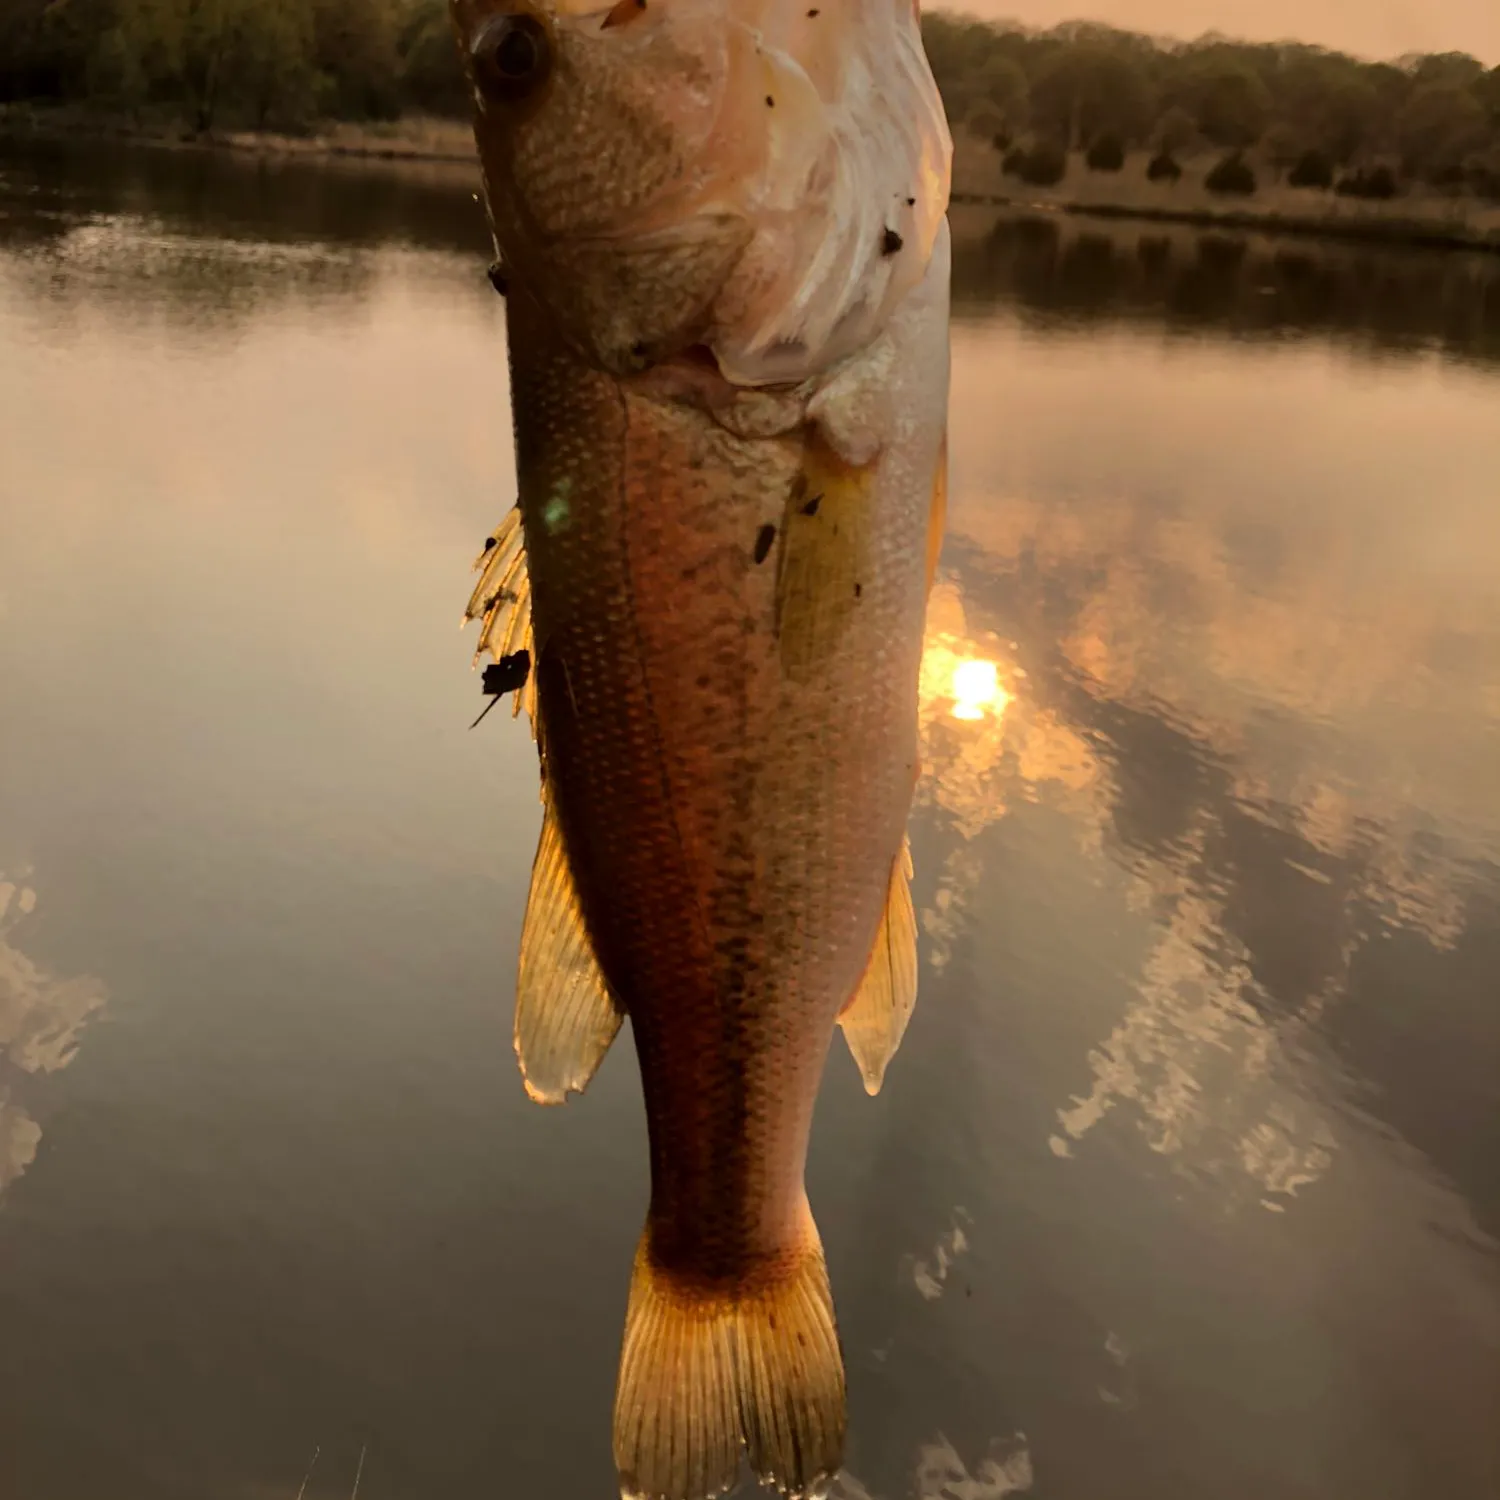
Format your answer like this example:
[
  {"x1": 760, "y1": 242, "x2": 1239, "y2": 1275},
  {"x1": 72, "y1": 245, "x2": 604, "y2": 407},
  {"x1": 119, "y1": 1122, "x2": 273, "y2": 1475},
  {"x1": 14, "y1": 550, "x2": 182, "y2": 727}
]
[
  {"x1": 948, "y1": 137, "x2": 1500, "y2": 256},
  {"x1": 3, "y1": 105, "x2": 1497, "y2": 258},
  {"x1": 0, "y1": 105, "x2": 479, "y2": 170}
]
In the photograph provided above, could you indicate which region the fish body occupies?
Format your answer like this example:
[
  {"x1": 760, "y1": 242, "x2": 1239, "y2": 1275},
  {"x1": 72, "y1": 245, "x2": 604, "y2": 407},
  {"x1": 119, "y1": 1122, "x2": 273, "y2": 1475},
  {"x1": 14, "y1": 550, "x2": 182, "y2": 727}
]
[{"x1": 453, "y1": 3, "x2": 951, "y2": 1496}]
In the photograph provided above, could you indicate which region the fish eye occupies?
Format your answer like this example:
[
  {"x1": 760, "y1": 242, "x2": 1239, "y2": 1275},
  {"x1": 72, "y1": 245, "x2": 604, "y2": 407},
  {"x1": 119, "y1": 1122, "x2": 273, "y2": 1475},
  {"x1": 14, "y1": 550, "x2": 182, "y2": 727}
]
[{"x1": 471, "y1": 13, "x2": 551, "y2": 102}]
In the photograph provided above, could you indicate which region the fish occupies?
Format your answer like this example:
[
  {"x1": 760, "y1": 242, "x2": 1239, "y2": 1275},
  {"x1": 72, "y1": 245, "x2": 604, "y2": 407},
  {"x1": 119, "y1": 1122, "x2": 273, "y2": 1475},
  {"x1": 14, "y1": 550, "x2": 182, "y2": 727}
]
[{"x1": 451, "y1": 2, "x2": 952, "y2": 1496}]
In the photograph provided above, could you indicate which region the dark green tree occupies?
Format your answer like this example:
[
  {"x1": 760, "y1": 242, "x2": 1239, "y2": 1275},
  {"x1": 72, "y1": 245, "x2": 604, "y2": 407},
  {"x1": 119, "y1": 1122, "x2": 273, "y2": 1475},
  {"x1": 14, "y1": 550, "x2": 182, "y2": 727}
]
[
  {"x1": 1029, "y1": 42, "x2": 1156, "y2": 147},
  {"x1": 1172, "y1": 52, "x2": 1272, "y2": 147},
  {"x1": 1395, "y1": 84, "x2": 1488, "y2": 177}
]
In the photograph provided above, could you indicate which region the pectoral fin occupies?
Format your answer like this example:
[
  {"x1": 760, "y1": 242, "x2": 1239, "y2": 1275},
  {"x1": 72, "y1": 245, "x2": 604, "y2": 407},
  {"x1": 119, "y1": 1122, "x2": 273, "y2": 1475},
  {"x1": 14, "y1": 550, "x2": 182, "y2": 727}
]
[
  {"x1": 514, "y1": 793, "x2": 622, "y2": 1105},
  {"x1": 465, "y1": 505, "x2": 537, "y2": 730},
  {"x1": 774, "y1": 440, "x2": 874, "y2": 682},
  {"x1": 839, "y1": 839, "x2": 918, "y2": 1096}
]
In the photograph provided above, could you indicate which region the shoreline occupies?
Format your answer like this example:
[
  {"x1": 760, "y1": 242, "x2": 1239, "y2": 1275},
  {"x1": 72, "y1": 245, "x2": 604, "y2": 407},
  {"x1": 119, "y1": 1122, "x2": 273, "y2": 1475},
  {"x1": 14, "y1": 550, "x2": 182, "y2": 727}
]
[
  {"x1": 0, "y1": 104, "x2": 480, "y2": 170},
  {"x1": 5, "y1": 106, "x2": 1498, "y2": 257},
  {"x1": 947, "y1": 136, "x2": 1500, "y2": 258},
  {"x1": 950, "y1": 191, "x2": 1500, "y2": 257}
]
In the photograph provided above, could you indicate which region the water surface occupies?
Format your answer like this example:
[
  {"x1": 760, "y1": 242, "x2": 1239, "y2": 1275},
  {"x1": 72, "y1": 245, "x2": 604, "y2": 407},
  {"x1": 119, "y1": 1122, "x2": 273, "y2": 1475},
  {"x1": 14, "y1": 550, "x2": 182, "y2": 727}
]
[{"x1": 1, "y1": 138, "x2": 1497, "y2": 1500}]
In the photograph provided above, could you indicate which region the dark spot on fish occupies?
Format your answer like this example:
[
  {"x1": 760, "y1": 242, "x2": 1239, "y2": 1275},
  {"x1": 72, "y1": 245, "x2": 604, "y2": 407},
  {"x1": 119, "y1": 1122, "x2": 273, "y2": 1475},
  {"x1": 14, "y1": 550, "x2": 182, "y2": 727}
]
[
  {"x1": 882, "y1": 227, "x2": 904, "y2": 256},
  {"x1": 854, "y1": 582, "x2": 863, "y2": 599},
  {"x1": 800, "y1": 492, "x2": 822, "y2": 517},
  {"x1": 753, "y1": 524, "x2": 776, "y2": 564},
  {"x1": 768, "y1": 1314, "x2": 777, "y2": 1330},
  {"x1": 482, "y1": 535, "x2": 497, "y2": 552},
  {"x1": 796, "y1": 1332, "x2": 807, "y2": 1347},
  {"x1": 906, "y1": 196, "x2": 916, "y2": 206},
  {"x1": 807, "y1": 6, "x2": 819, "y2": 13},
  {"x1": 765, "y1": 94, "x2": 775, "y2": 107},
  {"x1": 964, "y1": 1284, "x2": 973, "y2": 1298},
  {"x1": 486, "y1": 261, "x2": 508, "y2": 297}
]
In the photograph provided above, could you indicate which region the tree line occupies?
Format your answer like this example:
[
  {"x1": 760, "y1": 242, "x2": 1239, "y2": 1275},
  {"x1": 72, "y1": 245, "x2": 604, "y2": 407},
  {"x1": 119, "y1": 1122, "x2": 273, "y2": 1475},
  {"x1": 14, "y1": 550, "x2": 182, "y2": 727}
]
[
  {"x1": 923, "y1": 14, "x2": 1500, "y2": 199},
  {"x1": 0, "y1": 0, "x2": 468, "y2": 130},
  {"x1": 1, "y1": 0, "x2": 1498, "y2": 201}
]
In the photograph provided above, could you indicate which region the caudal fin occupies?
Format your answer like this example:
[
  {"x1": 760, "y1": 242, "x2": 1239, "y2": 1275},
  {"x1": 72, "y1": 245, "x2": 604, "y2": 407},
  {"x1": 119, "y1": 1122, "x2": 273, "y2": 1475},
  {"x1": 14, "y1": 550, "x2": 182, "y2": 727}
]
[{"x1": 612, "y1": 1215, "x2": 845, "y2": 1500}]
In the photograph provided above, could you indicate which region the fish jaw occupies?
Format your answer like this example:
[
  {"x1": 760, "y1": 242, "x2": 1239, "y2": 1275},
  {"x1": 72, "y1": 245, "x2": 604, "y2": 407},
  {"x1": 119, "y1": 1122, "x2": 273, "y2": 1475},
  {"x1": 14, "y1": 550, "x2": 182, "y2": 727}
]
[{"x1": 452, "y1": 0, "x2": 950, "y2": 385}]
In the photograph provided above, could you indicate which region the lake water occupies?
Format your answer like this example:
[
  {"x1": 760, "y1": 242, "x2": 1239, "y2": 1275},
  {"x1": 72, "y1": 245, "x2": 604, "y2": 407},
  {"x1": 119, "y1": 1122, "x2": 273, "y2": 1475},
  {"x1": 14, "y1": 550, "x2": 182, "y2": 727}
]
[{"x1": 1, "y1": 137, "x2": 1497, "y2": 1500}]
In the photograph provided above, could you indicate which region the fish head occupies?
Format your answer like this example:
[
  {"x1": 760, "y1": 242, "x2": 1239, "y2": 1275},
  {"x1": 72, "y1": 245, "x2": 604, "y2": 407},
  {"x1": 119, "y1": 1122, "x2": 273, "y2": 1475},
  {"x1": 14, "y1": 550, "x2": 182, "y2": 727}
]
[
  {"x1": 450, "y1": 0, "x2": 952, "y2": 384},
  {"x1": 450, "y1": 0, "x2": 756, "y2": 374}
]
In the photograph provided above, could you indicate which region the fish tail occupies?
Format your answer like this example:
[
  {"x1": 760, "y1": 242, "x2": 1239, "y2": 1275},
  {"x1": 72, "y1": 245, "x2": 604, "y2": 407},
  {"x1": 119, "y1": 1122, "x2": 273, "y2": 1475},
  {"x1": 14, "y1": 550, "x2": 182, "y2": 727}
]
[{"x1": 612, "y1": 1208, "x2": 845, "y2": 1500}]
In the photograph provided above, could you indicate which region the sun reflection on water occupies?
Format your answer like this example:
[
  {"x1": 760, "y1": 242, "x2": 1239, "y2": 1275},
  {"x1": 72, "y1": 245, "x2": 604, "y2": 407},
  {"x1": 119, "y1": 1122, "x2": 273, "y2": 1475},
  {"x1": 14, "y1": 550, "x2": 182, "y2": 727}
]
[
  {"x1": 950, "y1": 658, "x2": 1007, "y2": 721},
  {"x1": 920, "y1": 632, "x2": 1012, "y2": 729}
]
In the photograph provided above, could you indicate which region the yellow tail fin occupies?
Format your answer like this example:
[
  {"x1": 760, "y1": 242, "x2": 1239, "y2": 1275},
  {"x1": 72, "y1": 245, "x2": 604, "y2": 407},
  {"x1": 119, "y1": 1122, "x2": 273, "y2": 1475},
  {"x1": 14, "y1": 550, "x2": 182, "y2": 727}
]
[{"x1": 612, "y1": 1214, "x2": 845, "y2": 1500}]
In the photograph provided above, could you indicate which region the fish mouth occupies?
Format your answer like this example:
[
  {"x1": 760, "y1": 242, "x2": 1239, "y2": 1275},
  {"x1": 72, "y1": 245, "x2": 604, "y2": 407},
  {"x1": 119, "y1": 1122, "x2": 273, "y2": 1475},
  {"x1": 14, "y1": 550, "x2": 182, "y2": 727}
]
[
  {"x1": 629, "y1": 342, "x2": 820, "y2": 444},
  {"x1": 673, "y1": 344, "x2": 725, "y2": 376},
  {"x1": 645, "y1": 342, "x2": 806, "y2": 396},
  {"x1": 629, "y1": 341, "x2": 735, "y2": 396}
]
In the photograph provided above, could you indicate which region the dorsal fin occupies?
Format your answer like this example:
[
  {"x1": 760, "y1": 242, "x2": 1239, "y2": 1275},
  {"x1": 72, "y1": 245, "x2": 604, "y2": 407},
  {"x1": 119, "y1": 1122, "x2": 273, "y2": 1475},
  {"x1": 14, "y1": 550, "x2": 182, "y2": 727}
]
[
  {"x1": 839, "y1": 838, "x2": 918, "y2": 1095},
  {"x1": 514, "y1": 789, "x2": 622, "y2": 1104},
  {"x1": 465, "y1": 505, "x2": 537, "y2": 731}
]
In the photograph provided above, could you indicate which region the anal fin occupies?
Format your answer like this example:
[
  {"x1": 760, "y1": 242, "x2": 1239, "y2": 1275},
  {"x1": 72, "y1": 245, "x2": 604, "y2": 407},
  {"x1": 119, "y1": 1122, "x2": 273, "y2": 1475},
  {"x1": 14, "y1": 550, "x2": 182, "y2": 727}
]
[
  {"x1": 465, "y1": 505, "x2": 537, "y2": 730},
  {"x1": 839, "y1": 838, "x2": 918, "y2": 1096},
  {"x1": 515, "y1": 792, "x2": 622, "y2": 1104}
]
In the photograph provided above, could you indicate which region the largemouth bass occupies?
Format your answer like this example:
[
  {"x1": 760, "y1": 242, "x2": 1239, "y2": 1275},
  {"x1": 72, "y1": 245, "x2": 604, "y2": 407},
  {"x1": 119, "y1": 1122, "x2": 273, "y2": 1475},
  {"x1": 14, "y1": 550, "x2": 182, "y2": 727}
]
[{"x1": 452, "y1": 2, "x2": 952, "y2": 1495}]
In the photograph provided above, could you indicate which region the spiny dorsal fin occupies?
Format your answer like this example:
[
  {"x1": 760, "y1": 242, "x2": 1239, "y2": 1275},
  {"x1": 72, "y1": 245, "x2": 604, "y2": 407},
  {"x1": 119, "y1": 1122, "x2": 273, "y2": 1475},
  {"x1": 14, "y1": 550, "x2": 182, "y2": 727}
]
[
  {"x1": 465, "y1": 505, "x2": 536, "y2": 730},
  {"x1": 613, "y1": 1203, "x2": 845, "y2": 1500},
  {"x1": 515, "y1": 791, "x2": 622, "y2": 1105},
  {"x1": 839, "y1": 838, "x2": 918, "y2": 1096}
]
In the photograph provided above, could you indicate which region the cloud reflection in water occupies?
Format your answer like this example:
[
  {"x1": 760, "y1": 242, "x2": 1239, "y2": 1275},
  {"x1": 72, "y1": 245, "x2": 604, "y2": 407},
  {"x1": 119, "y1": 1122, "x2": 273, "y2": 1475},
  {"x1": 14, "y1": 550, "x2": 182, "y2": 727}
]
[
  {"x1": 0, "y1": 865, "x2": 108, "y2": 1203},
  {"x1": 914, "y1": 455, "x2": 1499, "y2": 1218}
]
